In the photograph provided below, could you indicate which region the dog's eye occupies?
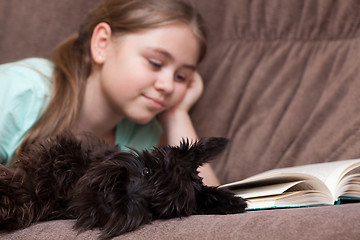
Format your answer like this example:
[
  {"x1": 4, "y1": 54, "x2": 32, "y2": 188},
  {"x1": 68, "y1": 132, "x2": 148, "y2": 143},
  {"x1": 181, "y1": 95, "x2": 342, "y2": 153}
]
[{"x1": 142, "y1": 167, "x2": 151, "y2": 176}]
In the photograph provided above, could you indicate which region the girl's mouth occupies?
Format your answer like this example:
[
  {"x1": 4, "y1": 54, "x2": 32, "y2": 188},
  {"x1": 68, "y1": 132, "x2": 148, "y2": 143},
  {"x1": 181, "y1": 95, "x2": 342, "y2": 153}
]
[{"x1": 143, "y1": 95, "x2": 165, "y2": 110}]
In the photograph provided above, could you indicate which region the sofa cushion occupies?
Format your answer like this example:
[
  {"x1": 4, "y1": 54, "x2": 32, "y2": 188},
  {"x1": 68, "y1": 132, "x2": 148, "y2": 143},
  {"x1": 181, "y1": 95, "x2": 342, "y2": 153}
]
[{"x1": 1, "y1": 203, "x2": 359, "y2": 239}]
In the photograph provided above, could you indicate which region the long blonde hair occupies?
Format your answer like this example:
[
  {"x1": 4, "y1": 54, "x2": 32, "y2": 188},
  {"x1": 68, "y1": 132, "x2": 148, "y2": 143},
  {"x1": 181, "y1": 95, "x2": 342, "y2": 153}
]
[{"x1": 16, "y1": 0, "x2": 207, "y2": 156}]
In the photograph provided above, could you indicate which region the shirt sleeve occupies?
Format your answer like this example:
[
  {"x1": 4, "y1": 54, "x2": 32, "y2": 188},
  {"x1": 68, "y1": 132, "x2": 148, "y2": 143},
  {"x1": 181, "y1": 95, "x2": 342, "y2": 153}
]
[{"x1": 0, "y1": 58, "x2": 53, "y2": 165}]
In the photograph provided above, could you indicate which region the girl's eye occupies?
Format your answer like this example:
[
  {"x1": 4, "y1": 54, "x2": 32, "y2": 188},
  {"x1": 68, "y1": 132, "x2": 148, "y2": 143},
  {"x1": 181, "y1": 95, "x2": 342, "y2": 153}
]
[
  {"x1": 148, "y1": 59, "x2": 162, "y2": 69},
  {"x1": 175, "y1": 73, "x2": 188, "y2": 83}
]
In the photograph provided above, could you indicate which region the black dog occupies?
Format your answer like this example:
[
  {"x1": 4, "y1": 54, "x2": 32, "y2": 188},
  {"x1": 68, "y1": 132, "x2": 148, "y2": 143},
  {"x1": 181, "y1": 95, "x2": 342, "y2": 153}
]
[{"x1": 0, "y1": 133, "x2": 246, "y2": 239}]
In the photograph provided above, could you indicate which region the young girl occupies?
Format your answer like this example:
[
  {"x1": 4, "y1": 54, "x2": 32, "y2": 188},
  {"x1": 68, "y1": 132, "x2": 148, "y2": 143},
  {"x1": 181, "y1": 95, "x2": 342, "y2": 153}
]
[{"x1": 0, "y1": 0, "x2": 219, "y2": 186}]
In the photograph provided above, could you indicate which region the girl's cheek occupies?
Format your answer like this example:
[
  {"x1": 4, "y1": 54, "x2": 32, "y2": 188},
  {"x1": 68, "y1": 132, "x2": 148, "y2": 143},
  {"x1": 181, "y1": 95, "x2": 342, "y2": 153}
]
[
  {"x1": 164, "y1": 83, "x2": 187, "y2": 108},
  {"x1": 177, "y1": 82, "x2": 187, "y2": 94}
]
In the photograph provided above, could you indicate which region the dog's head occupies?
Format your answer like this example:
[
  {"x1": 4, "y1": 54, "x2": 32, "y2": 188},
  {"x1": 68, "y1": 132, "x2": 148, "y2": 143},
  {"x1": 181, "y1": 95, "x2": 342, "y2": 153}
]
[
  {"x1": 140, "y1": 137, "x2": 229, "y2": 219},
  {"x1": 70, "y1": 144, "x2": 153, "y2": 239}
]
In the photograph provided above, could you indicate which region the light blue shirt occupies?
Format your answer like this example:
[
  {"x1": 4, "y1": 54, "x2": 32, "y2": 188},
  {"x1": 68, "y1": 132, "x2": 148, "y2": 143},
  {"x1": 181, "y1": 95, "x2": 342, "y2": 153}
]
[{"x1": 0, "y1": 58, "x2": 162, "y2": 165}]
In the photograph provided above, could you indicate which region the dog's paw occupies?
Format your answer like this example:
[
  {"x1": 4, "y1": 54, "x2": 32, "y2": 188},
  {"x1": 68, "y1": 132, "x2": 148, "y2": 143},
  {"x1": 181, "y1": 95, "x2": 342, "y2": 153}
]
[
  {"x1": 224, "y1": 194, "x2": 247, "y2": 214},
  {"x1": 195, "y1": 186, "x2": 247, "y2": 214}
]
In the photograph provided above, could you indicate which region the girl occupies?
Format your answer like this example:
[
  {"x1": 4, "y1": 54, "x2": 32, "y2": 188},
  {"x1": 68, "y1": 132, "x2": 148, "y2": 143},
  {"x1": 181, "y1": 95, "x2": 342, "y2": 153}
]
[{"x1": 0, "y1": 0, "x2": 219, "y2": 186}]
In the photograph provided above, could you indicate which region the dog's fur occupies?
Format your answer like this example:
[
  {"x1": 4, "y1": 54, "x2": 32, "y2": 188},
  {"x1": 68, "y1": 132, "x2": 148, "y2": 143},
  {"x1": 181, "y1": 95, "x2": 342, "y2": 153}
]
[{"x1": 0, "y1": 133, "x2": 246, "y2": 239}]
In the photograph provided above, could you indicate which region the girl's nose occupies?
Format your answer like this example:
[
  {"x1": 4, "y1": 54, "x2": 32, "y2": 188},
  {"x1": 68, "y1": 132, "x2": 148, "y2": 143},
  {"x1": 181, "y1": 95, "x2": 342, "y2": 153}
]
[{"x1": 154, "y1": 73, "x2": 174, "y2": 94}]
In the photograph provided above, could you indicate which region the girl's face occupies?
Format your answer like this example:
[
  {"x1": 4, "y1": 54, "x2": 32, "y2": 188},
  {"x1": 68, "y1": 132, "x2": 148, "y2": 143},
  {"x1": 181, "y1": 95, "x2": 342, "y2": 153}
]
[{"x1": 96, "y1": 22, "x2": 200, "y2": 124}]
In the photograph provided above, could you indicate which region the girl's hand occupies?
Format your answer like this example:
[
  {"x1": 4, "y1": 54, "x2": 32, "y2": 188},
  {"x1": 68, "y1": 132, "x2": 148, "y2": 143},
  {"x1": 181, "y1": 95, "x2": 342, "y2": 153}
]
[
  {"x1": 158, "y1": 71, "x2": 203, "y2": 129},
  {"x1": 162, "y1": 71, "x2": 204, "y2": 117},
  {"x1": 177, "y1": 71, "x2": 204, "y2": 112}
]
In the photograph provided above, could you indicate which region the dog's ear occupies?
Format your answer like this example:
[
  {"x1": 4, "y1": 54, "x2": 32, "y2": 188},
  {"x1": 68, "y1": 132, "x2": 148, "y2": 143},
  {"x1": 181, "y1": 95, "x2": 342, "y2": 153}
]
[
  {"x1": 181, "y1": 137, "x2": 229, "y2": 166},
  {"x1": 194, "y1": 186, "x2": 247, "y2": 215},
  {"x1": 69, "y1": 154, "x2": 152, "y2": 239}
]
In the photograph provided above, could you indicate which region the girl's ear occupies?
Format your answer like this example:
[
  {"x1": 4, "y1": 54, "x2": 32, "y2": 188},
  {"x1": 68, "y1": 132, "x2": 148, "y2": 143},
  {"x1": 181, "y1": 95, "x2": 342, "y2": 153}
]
[{"x1": 90, "y1": 22, "x2": 112, "y2": 64}]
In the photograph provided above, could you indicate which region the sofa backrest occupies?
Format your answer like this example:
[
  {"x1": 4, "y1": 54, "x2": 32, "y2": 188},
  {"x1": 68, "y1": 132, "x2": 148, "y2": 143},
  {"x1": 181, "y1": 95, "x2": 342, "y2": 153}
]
[
  {"x1": 0, "y1": 0, "x2": 98, "y2": 64},
  {"x1": 191, "y1": 0, "x2": 360, "y2": 183}
]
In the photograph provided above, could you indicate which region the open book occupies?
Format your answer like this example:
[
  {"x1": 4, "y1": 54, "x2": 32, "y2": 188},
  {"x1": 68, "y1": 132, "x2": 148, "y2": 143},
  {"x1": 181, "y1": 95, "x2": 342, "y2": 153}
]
[{"x1": 219, "y1": 159, "x2": 360, "y2": 210}]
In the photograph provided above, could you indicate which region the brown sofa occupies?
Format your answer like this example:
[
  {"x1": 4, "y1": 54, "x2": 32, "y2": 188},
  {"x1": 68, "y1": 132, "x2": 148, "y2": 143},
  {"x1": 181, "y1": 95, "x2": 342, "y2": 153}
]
[{"x1": 1, "y1": 0, "x2": 360, "y2": 239}]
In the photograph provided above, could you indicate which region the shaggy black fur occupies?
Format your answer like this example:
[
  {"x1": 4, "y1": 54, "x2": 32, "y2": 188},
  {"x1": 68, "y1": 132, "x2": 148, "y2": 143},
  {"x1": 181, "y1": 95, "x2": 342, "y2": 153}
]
[{"x1": 0, "y1": 133, "x2": 246, "y2": 239}]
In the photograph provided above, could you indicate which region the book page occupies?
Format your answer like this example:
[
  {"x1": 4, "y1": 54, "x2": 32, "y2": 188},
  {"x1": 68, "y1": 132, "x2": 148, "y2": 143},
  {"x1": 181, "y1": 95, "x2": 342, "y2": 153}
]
[
  {"x1": 221, "y1": 159, "x2": 360, "y2": 198},
  {"x1": 335, "y1": 173, "x2": 360, "y2": 197},
  {"x1": 232, "y1": 180, "x2": 331, "y2": 199},
  {"x1": 232, "y1": 181, "x2": 304, "y2": 199},
  {"x1": 248, "y1": 159, "x2": 360, "y2": 183},
  {"x1": 246, "y1": 191, "x2": 333, "y2": 209}
]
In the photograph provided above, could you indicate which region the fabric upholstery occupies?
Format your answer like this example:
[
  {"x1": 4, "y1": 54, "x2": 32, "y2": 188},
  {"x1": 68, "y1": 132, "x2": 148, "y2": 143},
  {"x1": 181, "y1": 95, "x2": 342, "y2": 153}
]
[
  {"x1": 1, "y1": 0, "x2": 360, "y2": 239},
  {"x1": 0, "y1": 0, "x2": 98, "y2": 64},
  {"x1": 2, "y1": 204, "x2": 360, "y2": 239},
  {"x1": 191, "y1": 0, "x2": 360, "y2": 183}
]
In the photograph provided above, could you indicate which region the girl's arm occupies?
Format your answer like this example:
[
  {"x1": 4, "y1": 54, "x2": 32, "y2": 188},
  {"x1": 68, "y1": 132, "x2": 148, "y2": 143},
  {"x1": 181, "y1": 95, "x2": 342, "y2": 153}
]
[{"x1": 158, "y1": 72, "x2": 220, "y2": 186}]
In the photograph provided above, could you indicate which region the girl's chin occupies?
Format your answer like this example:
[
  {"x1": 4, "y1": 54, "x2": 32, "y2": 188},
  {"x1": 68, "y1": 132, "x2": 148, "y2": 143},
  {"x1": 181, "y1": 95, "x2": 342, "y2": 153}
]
[
  {"x1": 126, "y1": 107, "x2": 166, "y2": 124},
  {"x1": 127, "y1": 114, "x2": 157, "y2": 125}
]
